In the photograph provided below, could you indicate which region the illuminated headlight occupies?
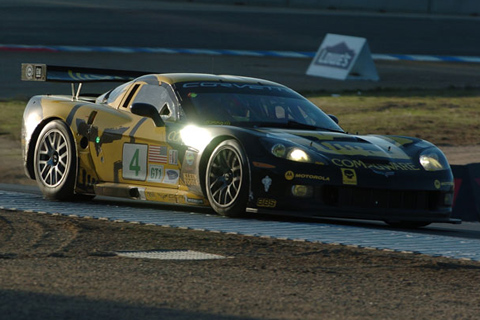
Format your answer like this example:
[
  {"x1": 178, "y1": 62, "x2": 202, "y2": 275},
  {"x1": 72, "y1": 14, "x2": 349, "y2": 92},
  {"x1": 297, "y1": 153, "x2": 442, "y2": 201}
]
[
  {"x1": 287, "y1": 148, "x2": 310, "y2": 163},
  {"x1": 180, "y1": 125, "x2": 211, "y2": 150},
  {"x1": 270, "y1": 143, "x2": 312, "y2": 163},
  {"x1": 419, "y1": 149, "x2": 449, "y2": 171}
]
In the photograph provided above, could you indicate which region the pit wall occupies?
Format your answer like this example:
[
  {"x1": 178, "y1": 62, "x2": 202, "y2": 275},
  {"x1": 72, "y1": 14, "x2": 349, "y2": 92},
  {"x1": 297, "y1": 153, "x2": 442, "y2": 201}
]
[{"x1": 180, "y1": 0, "x2": 480, "y2": 16}]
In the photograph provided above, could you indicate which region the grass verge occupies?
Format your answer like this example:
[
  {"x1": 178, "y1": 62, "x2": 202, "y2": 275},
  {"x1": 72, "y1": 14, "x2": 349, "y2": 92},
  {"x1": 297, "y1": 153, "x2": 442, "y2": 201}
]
[
  {"x1": 0, "y1": 100, "x2": 25, "y2": 141},
  {"x1": 307, "y1": 88, "x2": 480, "y2": 146}
]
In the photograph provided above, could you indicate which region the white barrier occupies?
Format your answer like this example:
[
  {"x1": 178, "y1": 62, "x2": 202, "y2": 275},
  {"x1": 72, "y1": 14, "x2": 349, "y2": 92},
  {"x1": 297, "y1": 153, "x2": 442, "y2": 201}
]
[{"x1": 306, "y1": 34, "x2": 379, "y2": 81}]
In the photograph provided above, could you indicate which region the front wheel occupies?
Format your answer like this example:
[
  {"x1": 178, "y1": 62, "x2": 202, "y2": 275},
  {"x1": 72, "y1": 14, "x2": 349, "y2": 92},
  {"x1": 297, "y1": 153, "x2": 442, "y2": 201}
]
[
  {"x1": 33, "y1": 120, "x2": 77, "y2": 200},
  {"x1": 205, "y1": 140, "x2": 249, "y2": 217}
]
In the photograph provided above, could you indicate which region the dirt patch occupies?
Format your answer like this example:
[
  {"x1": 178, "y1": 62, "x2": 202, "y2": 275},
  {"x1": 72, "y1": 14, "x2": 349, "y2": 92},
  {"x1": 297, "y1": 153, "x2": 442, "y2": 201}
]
[
  {"x1": 1, "y1": 128, "x2": 480, "y2": 319},
  {"x1": 0, "y1": 209, "x2": 479, "y2": 319},
  {"x1": 0, "y1": 136, "x2": 35, "y2": 186},
  {"x1": 439, "y1": 145, "x2": 480, "y2": 166}
]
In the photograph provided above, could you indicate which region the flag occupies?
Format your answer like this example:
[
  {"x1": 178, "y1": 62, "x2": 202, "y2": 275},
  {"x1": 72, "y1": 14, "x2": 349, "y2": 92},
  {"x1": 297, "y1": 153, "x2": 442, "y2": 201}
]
[{"x1": 148, "y1": 145, "x2": 168, "y2": 163}]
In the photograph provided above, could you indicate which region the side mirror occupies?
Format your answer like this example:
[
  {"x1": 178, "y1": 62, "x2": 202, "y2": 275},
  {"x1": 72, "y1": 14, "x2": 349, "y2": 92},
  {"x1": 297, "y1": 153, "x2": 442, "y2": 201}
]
[
  {"x1": 328, "y1": 114, "x2": 339, "y2": 124},
  {"x1": 130, "y1": 103, "x2": 165, "y2": 127}
]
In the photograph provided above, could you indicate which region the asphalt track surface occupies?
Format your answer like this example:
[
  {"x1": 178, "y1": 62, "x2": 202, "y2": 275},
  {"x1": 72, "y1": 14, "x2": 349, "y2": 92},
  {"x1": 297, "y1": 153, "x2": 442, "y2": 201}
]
[
  {"x1": 2, "y1": 0, "x2": 480, "y2": 98},
  {"x1": 2, "y1": 0, "x2": 480, "y2": 55},
  {"x1": 1, "y1": 1, "x2": 480, "y2": 259}
]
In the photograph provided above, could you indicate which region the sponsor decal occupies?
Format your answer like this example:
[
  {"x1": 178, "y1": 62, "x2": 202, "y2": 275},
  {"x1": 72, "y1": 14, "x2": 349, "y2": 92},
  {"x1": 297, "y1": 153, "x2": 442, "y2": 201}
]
[
  {"x1": 440, "y1": 181, "x2": 454, "y2": 187},
  {"x1": 169, "y1": 150, "x2": 178, "y2": 165},
  {"x1": 148, "y1": 145, "x2": 168, "y2": 164},
  {"x1": 314, "y1": 41, "x2": 355, "y2": 70},
  {"x1": 24, "y1": 64, "x2": 34, "y2": 79},
  {"x1": 23, "y1": 64, "x2": 45, "y2": 81},
  {"x1": 285, "y1": 171, "x2": 295, "y2": 181},
  {"x1": 182, "y1": 82, "x2": 289, "y2": 93},
  {"x1": 284, "y1": 171, "x2": 329, "y2": 181},
  {"x1": 145, "y1": 192, "x2": 176, "y2": 203},
  {"x1": 205, "y1": 120, "x2": 231, "y2": 125},
  {"x1": 314, "y1": 142, "x2": 410, "y2": 160},
  {"x1": 183, "y1": 173, "x2": 200, "y2": 186},
  {"x1": 294, "y1": 173, "x2": 330, "y2": 181},
  {"x1": 256, "y1": 198, "x2": 277, "y2": 208},
  {"x1": 35, "y1": 66, "x2": 44, "y2": 79},
  {"x1": 186, "y1": 197, "x2": 204, "y2": 205},
  {"x1": 167, "y1": 131, "x2": 182, "y2": 143},
  {"x1": 185, "y1": 151, "x2": 196, "y2": 166},
  {"x1": 147, "y1": 164, "x2": 164, "y2": 183},
  {"x1": 341, "y1": 168, "x2": 357, "y2": 185},
  {"x1": 332, "y1": 158, "x2": 420, "y2": 171},
  {"x1": 292, "y1": 132, "x2": 335, "y2": 141},
  {"x1": 123, "y1": 143, "x2": 147, "y2": 181},
  {"x1": 163, "y1": 169, "x2": 179, "y2": 184},
  {"x1": 261, "y1": 176, "x2": 272, "y2": 192}
]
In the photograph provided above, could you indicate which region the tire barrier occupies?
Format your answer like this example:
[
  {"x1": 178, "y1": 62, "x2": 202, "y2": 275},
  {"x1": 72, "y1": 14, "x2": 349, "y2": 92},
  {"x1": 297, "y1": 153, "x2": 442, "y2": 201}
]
[{"x1": 452, "y1": 164, "x2": 480, "y2": 222}]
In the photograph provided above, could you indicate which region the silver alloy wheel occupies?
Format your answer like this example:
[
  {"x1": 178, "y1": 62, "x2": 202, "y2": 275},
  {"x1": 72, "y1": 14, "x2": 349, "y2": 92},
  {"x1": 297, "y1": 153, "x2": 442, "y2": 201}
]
[
  {"x1": 36, "y1": 128, "x2": 70, "y2": 187},
  {"x1": 207, "y1": 146, "x2": 243, "y2": 207}
]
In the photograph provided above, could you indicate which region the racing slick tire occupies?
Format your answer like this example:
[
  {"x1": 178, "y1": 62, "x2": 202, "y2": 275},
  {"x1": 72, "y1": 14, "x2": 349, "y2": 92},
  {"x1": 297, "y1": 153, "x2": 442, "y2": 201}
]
[
  {"x1": 33, "y1": 120, "x2": 77, "y2": 200},
  {"x1": 206, "y1": 139, "x2": 249, "y2": 218}
]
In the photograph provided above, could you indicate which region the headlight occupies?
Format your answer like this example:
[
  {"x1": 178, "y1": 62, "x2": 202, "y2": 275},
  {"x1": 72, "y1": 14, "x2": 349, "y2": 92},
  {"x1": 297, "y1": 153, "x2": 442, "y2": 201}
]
[
  {"x1": 270, "y1": 143, "x2": 312, "y2": 163},
  {"x1": 271, "y1": 144, "x2": 286, "y2": 158},
  {"x1": 287, "y1": 148, "x2": 310, "y2": 162},
  {"x1": 180, "y1": 125, "x2": 211, "y2": 151},
  {"x1": 419, "y1": 149, "x2": 449, "y2": 171}
]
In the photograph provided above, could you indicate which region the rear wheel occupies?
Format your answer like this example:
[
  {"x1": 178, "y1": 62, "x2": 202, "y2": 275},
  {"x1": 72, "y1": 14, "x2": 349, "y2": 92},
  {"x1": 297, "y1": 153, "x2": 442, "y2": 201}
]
[
  {"x1": 34, "y1": 120, "x2": 77, "y2": 200},
  {"x1": 206, "y1": 140, "x2": 249, "y2": 217}
]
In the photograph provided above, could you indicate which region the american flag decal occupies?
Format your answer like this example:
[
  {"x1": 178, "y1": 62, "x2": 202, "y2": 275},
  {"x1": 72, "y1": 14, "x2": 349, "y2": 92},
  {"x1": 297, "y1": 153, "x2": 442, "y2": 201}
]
[{"x1": 148, "y1": 145, "x2": 168, "y2": 163}]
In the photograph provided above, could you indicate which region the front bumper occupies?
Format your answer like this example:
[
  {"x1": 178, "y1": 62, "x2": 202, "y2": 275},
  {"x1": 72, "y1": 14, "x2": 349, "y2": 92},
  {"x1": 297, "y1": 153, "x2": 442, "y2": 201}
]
[{"x1": 248, "y1": 159, "x2": 456, "y2": 224}]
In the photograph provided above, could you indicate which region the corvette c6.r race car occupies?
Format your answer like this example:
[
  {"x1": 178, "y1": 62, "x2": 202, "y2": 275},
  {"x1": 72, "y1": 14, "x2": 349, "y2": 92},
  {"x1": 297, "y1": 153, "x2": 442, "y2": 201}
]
[{"x1": 21, "y1": 64, "x2": 460, "y2": 228}]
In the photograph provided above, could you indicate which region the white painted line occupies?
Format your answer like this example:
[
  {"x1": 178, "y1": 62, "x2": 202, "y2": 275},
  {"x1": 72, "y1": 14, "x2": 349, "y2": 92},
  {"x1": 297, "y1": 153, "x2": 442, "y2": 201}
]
[{"x1": 115, "y1": 250, "x2": 226, "y2": 260}]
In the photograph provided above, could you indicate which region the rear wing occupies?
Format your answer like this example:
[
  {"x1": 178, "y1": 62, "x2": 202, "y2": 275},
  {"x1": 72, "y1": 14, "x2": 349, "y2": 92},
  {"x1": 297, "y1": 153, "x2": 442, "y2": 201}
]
[
  {"x1": 21, "y1": 63, "x2": 147, "y2": 83},
  {"x1": 21, "y1": 63, "x2": 149, "y2": 100}
]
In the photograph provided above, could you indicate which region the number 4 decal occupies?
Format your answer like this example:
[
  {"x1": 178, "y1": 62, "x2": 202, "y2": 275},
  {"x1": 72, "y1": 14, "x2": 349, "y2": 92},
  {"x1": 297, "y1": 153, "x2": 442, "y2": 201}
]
[{"x1": 123, "y1": 143, "x2": 147, "y2": 180}]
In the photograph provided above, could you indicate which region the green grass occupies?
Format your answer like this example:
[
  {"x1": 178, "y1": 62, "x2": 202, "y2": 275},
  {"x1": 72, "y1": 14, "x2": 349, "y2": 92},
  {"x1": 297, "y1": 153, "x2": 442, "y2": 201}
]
[
  {"x1": 307, "y1": 88, "x2": 480, "y2": 146},
  {"x1": 0, "y1": 100, "x2": 26, "y2": 141},
  {"x1": 2, "y1": 88, "x2": 480, "y2": 146}
]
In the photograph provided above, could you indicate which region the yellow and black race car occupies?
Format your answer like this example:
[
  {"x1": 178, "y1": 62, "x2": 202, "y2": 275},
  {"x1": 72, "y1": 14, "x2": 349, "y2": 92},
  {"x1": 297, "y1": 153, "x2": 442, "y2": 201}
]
[{"x1": 21, "y1": 63, "x2": 460, "y2": 227}]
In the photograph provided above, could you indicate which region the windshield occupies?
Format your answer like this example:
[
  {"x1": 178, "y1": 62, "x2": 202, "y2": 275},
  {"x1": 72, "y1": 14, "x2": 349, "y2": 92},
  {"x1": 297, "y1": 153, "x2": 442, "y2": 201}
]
[{"x1": 175, "y1": 81, "x2": 343, "y2": 132}]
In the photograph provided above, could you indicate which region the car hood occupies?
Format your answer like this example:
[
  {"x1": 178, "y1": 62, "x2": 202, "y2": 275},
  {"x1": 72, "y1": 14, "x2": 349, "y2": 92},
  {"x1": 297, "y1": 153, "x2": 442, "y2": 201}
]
[{"x1": 256, "y1": 128, "x2": 426, "y2": 162}]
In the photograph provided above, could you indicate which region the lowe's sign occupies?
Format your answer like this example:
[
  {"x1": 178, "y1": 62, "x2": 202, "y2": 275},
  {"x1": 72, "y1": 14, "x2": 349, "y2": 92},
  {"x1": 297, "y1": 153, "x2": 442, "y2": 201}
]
[{"x1": 307, "y1": 34, "x2": 379, "y2": 81}]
